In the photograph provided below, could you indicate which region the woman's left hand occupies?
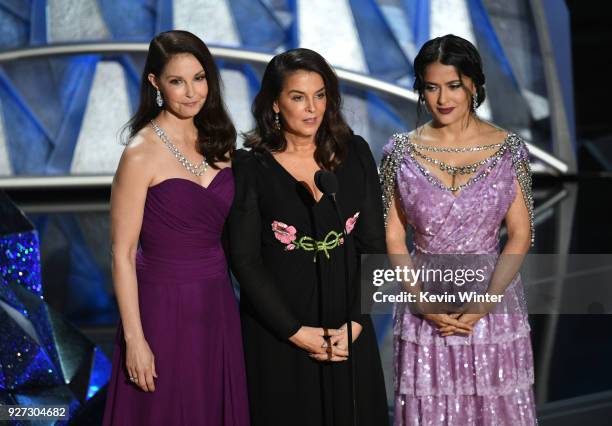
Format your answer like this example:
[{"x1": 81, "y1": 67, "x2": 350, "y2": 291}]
[{"x1": 309, "y1": 321, "x2": 363, "y2": 362}]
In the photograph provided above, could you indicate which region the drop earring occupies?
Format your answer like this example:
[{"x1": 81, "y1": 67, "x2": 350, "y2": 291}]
[
  {"x1": 472, "y1": 93, "x2": 478, "y2": 112},
  {"x1": 420, "y1": 96, "x2": 430, "y2": 113},
  {"x1": 274, "y1": 112, "x2": 281, "y2": 130},
  {"x1": 156, "y1": 90, "x2": 163, "y2": 108}
]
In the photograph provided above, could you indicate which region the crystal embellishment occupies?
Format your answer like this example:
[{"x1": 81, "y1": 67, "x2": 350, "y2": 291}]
[
  {"x1": 407, "y1": 139, "x2": 508, "y2": 192},
  {"x1": 410, "y1": 141, "x2": 504, "y2": 153},
  {"x1": 151, "y1": 120, "x2": 209, "y2": 177},
  {"x1": 379, "y1": 132, "x2": 535, "y2": 246}
]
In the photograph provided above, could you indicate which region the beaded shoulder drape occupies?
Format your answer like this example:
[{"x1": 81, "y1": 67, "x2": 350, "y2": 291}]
[{"x1": 379, "y1": 132, "x2": 534, "y2": 246}]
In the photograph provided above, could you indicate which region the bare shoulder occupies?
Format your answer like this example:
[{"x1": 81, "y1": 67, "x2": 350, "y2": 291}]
[
  {"x1": 409, "y1": 123, "x2": 433, "y2": 143},
  {"x1": 121, "y1": 127, "x2": 164, "y2": 167},
  {"x1": 115, "y1": 127, "x2": 164, "y2": 185},
  {"x1": 411, "y1": 124, "x2": 428, "y2": 138},
  {"x1": 478, "y1": 120, "x2": 509, "y2": 141},
  {"x1": 125, "y1": 125, "x2": 163, "y2": 156}
]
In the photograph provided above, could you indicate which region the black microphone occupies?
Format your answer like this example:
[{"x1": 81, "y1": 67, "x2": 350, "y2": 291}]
[
  {"x1": 314, "y1": 170, "x2": 338, "y2": 198},
  {"x1": 314, "y1": 168, "x2": 357, "y2": 426}
]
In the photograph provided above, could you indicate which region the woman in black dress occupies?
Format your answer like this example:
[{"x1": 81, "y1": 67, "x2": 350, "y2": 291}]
[{"x1": 228, "y1": 48, "x2": 389, "y2": 426}]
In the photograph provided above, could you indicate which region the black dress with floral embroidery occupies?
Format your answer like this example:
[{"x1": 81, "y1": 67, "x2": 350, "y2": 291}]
[{"x1": 228, "y1": 135, "x2": 389, "y2": 426}]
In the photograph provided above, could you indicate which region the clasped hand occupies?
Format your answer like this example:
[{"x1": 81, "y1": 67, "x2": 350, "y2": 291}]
[
  {"x1": 289, "y1": 322, "x2": 362, "y2": 362},
  {"x1": 420, "y1": 301, "x2": 489, "y2": 337}
]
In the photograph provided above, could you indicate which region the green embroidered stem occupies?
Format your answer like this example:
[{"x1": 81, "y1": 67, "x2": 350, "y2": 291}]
[{"x1": 295, "y1": 230, "x2": 344, "y2": 262}]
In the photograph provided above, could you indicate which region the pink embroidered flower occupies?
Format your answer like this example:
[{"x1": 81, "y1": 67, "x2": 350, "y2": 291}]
[
  {"x1": 271, "y1": 221, "x2": 297, "y2": 244},
  {"x1": 345, "y1": 212, "x2": 360, "y2": 234},
  {"x1": 286, "y1": 243, "x2": 296, "y2": 251}
]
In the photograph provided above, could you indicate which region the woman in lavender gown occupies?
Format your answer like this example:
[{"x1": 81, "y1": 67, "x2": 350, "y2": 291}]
[
  {"x1": 382, "y1": 35, "x2": 537, "y2": 425},
  {"x1": 103, "y1": 31, "x2": 249, "y2": 425}
]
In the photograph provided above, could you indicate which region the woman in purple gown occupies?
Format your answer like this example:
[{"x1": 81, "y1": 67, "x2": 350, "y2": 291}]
[
  {"x1": 103, "y1": 31, "x2": 249, "y2": 425},
  {"x1": 382, "y1": 35, "x2": 537, "y2": 425}
]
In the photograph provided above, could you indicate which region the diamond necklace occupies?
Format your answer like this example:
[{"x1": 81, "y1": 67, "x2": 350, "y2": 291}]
[
  {"x1": 151, "y1": 120, "x2": 208, "y2": 176},
  {"x1": 410, "y1": 141, "x2": 504, "y2": 153},
  {"x1": 407, "y1": 135, "x2": 509, "y2": 193},
  {"x1": 411, "y1": 145, "x2": 507, "y2": 176}
]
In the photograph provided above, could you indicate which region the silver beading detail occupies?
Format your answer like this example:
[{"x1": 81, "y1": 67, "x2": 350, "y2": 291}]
[
  {"x1": 406, "y1": 137, "x2": 508, "y2": 193},
  {"x1": 150, "y1": 120, "x2": 208, "y2": 177},
  {"x1": 411, "y1": 145, "x2": 505, "y2": 177},
  {"x1": 379, "y1": 133, "x2": 409, "y2": 225},
  {"x1": 379, "y1": 132, "x2": 534, "y2": 246},
  {"x1": 410, "y1": 141, "x2": 504, "y2": 153},
  {"x1": 506, "y1": 133, "x2": 535, "y2": 246}
]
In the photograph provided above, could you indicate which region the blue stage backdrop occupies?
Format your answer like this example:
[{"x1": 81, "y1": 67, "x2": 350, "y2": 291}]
[{"x1": 0, "y1": 0, "x2": 574, "y2": 177}]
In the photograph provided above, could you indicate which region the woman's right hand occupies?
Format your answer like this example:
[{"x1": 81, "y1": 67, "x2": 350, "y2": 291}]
[
  {"x1": 289, "y1": 326, "x2": 346, "y2": 361},
  {"x1": 125, "y1": 337, "x2": 158, "y2": 392}
]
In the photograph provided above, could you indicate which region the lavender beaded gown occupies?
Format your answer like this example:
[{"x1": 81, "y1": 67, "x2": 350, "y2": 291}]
[
  {"x1": 387, "y1": 134, "x2": 537, "y2": 425},
  {"x1": 103, "y1": 170, "x2": 249, "y2": 426}
]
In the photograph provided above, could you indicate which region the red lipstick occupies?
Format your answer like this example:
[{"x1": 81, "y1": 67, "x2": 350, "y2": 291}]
[{"x1": 437, "y1": 107, "x2": 455, "y2": 115}]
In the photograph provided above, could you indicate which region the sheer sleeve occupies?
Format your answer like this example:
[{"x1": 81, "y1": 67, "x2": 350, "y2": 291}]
[
  {"x1": 228, "y1": 151, "x2": 301, "y2": 340},
  {"x1": 349, "y1": 136, "x2": 387, "y2": 324}
]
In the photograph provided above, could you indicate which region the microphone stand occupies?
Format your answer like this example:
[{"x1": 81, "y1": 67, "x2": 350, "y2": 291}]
[{"x1": 328, "y1": 192, "x2": 358, "y2": 426}]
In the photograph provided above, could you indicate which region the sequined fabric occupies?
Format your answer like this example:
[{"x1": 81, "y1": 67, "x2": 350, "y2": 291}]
[{"x1": 385, "y1": 136, "x2": 538, "y2": 425}]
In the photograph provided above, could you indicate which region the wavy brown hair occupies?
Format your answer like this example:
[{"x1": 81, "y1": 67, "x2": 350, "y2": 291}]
[
  {"x1": 243, "y1": 48, "x2": 352, "y2": 171},
  {"x1": 125, "y1": 30, "x2": 235, "y2": 167}
]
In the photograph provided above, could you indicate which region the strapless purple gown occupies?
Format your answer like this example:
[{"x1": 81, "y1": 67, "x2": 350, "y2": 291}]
[
  {"x1": 103, "y1": 170, "x2": 249, "y2": 426},
  {"x1": 387, "y1": 138, "x2": 537, "y2": 425}
]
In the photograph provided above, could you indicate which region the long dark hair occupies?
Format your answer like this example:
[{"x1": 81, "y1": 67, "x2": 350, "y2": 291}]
[
  {"x1": 413, "y1": 34, "x2": 486, "y2": 126},
  {"x1": 244, "y1": 48, "x2": 352, "y2": 171},
  {"x1": 125, "y1": 30, "x2": 236, "y2": 166}
]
